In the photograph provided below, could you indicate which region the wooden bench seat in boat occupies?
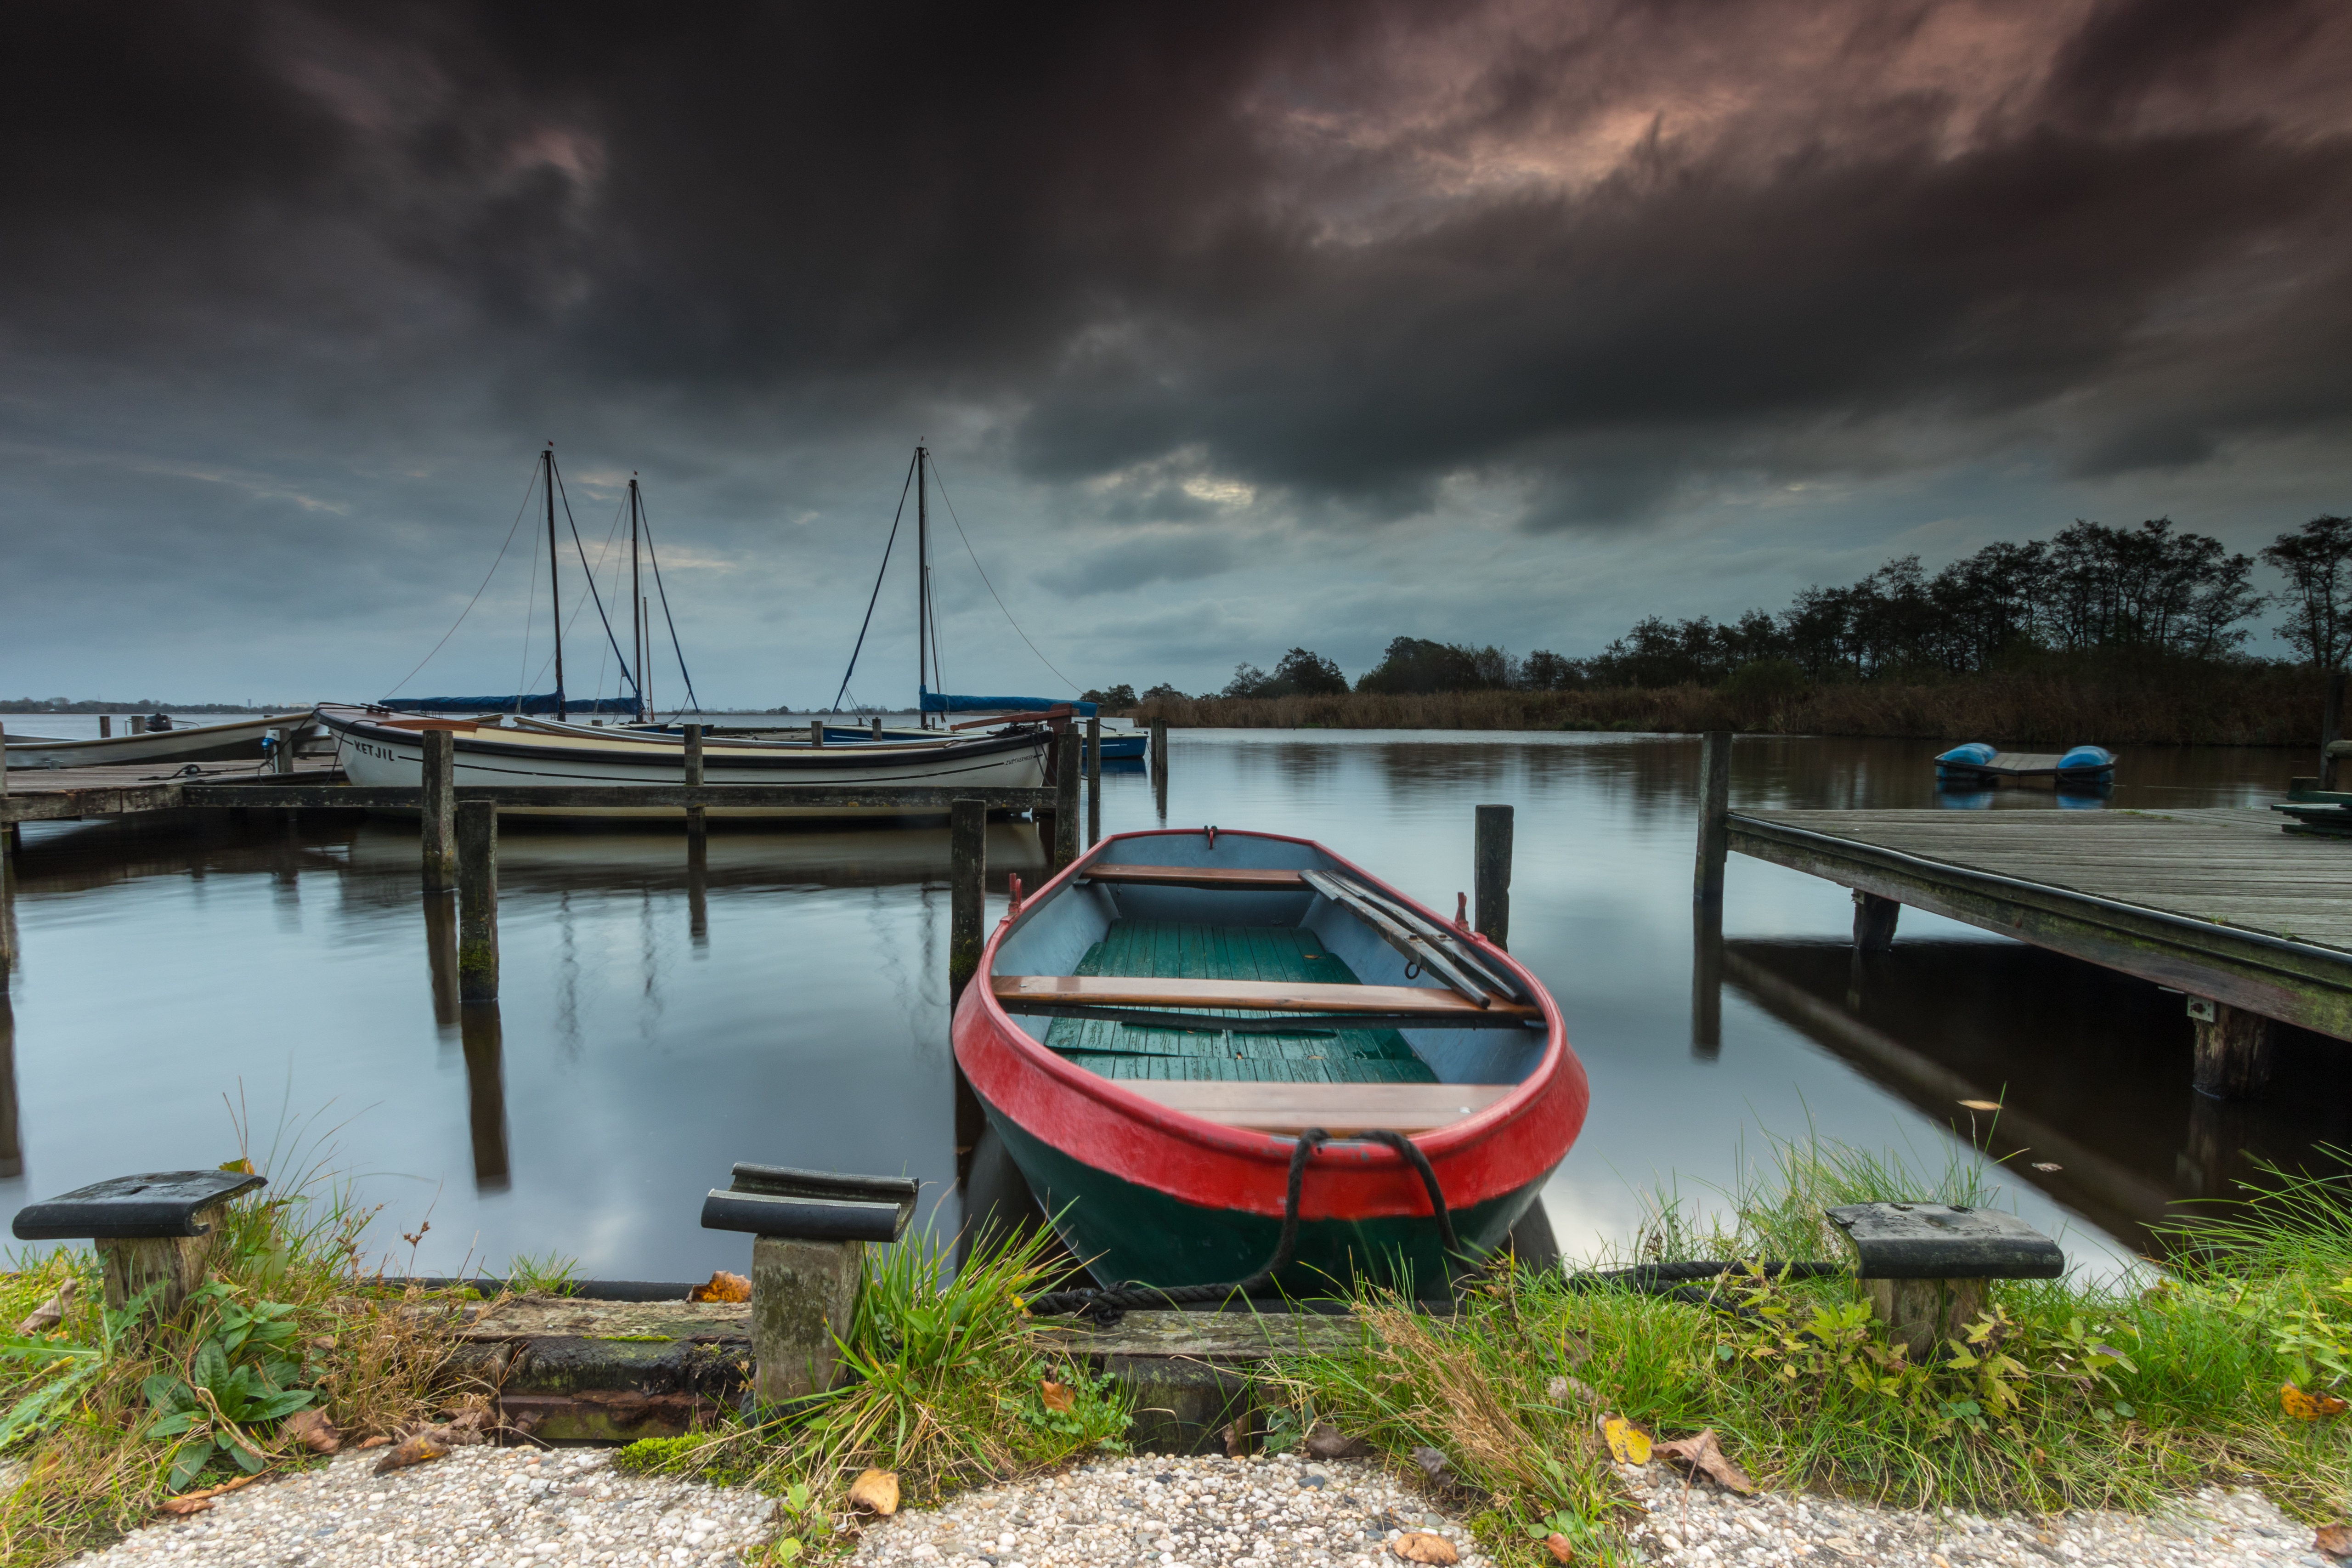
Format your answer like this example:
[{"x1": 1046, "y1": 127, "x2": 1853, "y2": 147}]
[
  {"x1": 1077, "y1": 864, "x2": 1308, "y2": 890},
  {"x1": 1114, "y1": 1081, "x2": 1514, "y2": 1134},
  {"x1": 993, "y1": 974, "x2": 1539, "y2": 1023}
]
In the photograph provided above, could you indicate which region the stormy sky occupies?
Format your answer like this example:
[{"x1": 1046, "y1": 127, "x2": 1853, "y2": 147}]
[{"x1": 4, "y1": 0, "x2": 2350, "y2": 708}]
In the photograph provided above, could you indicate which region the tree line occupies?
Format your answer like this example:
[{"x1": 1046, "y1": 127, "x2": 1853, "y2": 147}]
[{"x1": 1093, "y1": 515, "x2": 2352, "y2": 703}]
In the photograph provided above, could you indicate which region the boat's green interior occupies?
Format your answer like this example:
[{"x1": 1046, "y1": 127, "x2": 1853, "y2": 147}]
[{"x1": 1041, "y1": 919, "x2": 1440, "y2": 1084}]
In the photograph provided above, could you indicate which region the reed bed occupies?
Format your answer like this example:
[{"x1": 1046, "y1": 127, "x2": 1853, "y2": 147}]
[{"x1": 1131, "y1": 660, "x2": 2325, "y2": 746}]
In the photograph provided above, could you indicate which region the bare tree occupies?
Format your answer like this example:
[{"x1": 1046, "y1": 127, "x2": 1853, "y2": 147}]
[{"x1": 2262, "y1": 515, "x2": 2352, "y2": 783}]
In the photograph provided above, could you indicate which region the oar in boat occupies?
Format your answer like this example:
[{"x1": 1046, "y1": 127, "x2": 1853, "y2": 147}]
[
  {"x1": 1298, "y1": 869, "x2": 1500, "y2": 1007},
  {"x1": 1313, "y1": 869, "x2": 1532, "y2": 1004}
]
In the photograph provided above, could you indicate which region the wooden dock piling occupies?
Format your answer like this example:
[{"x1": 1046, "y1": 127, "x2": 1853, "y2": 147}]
[
  {"x1": 684, "y1": 724, "x2": 706, "y2": 843},
  {"x1": 456, "y1": 800, "x2": 498, "y2": 1002},
  {"x1": 809, "y1": 720, "x2": 824, "y2": 747},
  {"x1": 949, "y1": 798, "x2": 988, "y2": 1182},
  {"x1": 2190, "y1": 999, "x2": 2274, "y2": 1098},
  {"x1": 420, "y1": 730, "x2": 456, "y2": 891},
  {"x1": 1690, "y1": 905, "x2": 1722, "y2": 1059},
  {"x1": 460, "y1": 1001, "x2": 511, "y2": 1191},
  {"x1": 871, "y1": 716, "x2": 883, "y2": 741},
  {"x1": 97, "y1": 716, "x2": 110, "y2": 738},
  {"x1": 1052, "y1": 731, "x2": 1080, "y2": 870},
  {"x1": 1085, "y1": 717, "x2": 1102, "y2": 847},
  {"x1": 1694, "y1": 730, "x2": 1730, "y2": 905},
  {"x1": 1473, "y1": 804, "x2": 1513, "y2": 948},
  {"x1": 1852, "y1": 891, "x2": 1900, "y2": 952}
]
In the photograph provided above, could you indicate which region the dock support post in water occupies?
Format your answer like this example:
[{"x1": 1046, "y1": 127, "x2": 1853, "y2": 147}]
[
  {"x1": 1474, "y1": 804, "x2": 1513, "y2": 948},
  {"x1": 1690, "y1": 905, "x2": 1722, "y2": 1059},
  {"x1": 1052, "y1": 730, "x2": 1080, "y2": 870},
  {"x1": 1085, "y1": 717, "x2": 1102, "y2": 847},
  {"x1": 457, "y1": 801, "x2": 498, "y2": 1002},
  {"x1": 420, "y1": 730, "x2": 456, "y2": 891},
  {"x1": 809, "y1": 720, "x2": 824, "y2": 747},
  {"x1": 1852, "y1": 891, "x2": 1900, "y2": 953},
  {"x1": 949, "y1": 798, "x2": 988, "y2": 1183},
  {"x1": 2327, "y1": 669, "x2": 2347, "y2": 792},
  {"x1": 683, "y1": 724, "x2": 706, "y2": 845},
  {"x1": 461, "y1": 1002, "x2": 512, "y2": 1191},
  {"x1": 1694, "y1": 730, "x2": 1730, "y2": 905},
  {"x1": 2189, "y1": 997, "x2": 2273, "y2": 1099}
]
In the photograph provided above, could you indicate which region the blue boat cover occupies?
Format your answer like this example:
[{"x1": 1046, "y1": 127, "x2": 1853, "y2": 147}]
[
  {"x1": 384, "y1": 692, "x2": 641, "y2": 715},
  {"x1": 1935, "y1": 742, "x2": 1997, "y2": 768},
  {"x1": 919, "y1": 687, "x2": 1095, "y2": 717},
  {"x1": 2057, "y1": 745, "x2": 2116, "y2": 771}
]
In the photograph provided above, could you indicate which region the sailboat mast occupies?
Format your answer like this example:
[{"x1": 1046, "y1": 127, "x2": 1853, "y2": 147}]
[
  {"x1": 629, "y1": 477, "x2": 645, "y2": 723},
  {"x1": 546, "y1": 445, "x2": 565, "y2": 721},
  {"x1": 916, "y1": 444, "x2": 930, "y2": 729}
]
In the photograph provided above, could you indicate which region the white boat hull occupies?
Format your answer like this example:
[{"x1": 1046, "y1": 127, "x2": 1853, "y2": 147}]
[
  {"x1": 3, "y1": 712, "x2": 318, "y2": 770},
  {"x1": 319, "y1": 706, "x2": 1051, "y2": 818}
]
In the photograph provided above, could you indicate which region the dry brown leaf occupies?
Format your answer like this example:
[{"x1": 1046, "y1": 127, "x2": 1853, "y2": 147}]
[
  {"x1": 2313, "y1": 1523, "x2": 2352, "y2": 1560},
  {"x1": 1393, "y1": 1531, "x2": 1459, "y2": 1564},
  {"x1": 372, "y1": 1432, "x2": 451, "y2": 1475},
  {"x1": 1039, "y1": 1379, "x2": 1074, "y2": 1413},
  {"x1": 356, "y1": 1435, "x2": 391, "y2": 1449},
  {"x1": 1654, "y1": 1428, "x2": 1754, "y2": 1494},
  {"x1": 1542, "y1": 1534, "x2": 1577, "y2": 1564},
  {"x1": 687, "y1": 1270, "x2": 752, "y2": 1304},
  {"x1": 1305, "y1": 1422, "x2": 1375, "y2": 1459},
  {"x1": 14, "y1": 1279, "x2": 77, "y2": 1336},
  {"x1": 283, "y1": 1408, "x2": 342, "y2": 1454},
  {"x1": 157, "y1": 1497, "x2": 213, "y2": 1517},
  {"x1": 2284, "y1": 1383, "x2": 2351, "y2": 1421},
  {"x1": 848, "y1": 1468, "x2": 900, "y2": 1516}
]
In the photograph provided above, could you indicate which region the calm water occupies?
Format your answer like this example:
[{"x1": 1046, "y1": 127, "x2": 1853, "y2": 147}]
[{"x1": 2, "y1": 730, "x2": 2336, "y2": 1282}]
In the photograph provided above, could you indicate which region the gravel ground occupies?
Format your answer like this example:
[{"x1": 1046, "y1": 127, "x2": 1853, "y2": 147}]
[
  {"x1": 70, "y1": 1445, "x2": 2340, "y2": 1567},
  {"x1": 73, "y1": 1445, "x2": 776, "y2": 1567}
]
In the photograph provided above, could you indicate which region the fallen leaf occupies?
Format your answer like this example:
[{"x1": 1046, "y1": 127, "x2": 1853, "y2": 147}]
[
  {"x1": 157, "y1": 1497, "x2": 213, "y2": 1517},
  {"x1": 2031, "y1": 1162, "x2": 2063, "y2": 1172},
  {"x1": 356, "y1": 1435, "x2": 391, "y2": 1449},
  {"x1": 1958, "y1": 1099, "x2": 2002, "y2": 1113},
  {"x1": 1600, "y1": 1415, "x2": 1653, "y2": 1466},
  {"x1": 1411, "y1": 1445, "x2": 1452, "y2": 1481},
  {"x1": 1546, "y1": 1375, "x2": 1599, "y2": 1406},
  {"x1": 13, "y1": 1279, "x2": 77, "y2": 1336},
  {"x1": 373, "y1": 1432, "x2": 451, "y2": 1475},
  {"x1": 848, "y1": 1468, "x2": 899, "y2": 1516},
  {"x1": 2283, "y1": 1383, "x2": 2350, "y2": 1421},
  {"x1": 1542, "y1": 1533, "x2": 1576, "y2": 1563},
  {"x1": 1039, "y1": 1379, "x2": 1074, "y2": 1414},
  {"x1": 2314, "y1": 1522, "x2": 2352, "y2": 1560},
  {"x1": 1392, "y1": 1532, "x2": 1459, "y2": 1564},
  {"x1": 687, "y1": 1270, "x2": 752, "y2": 1304},
  {"x1": 1222, "y1": 1421, "x2": 1249, "y2": 1458},
  {"x1": 283, "y1": 1408, "x2": 341, "y2": 1454},
  {"x1": 1654, "y1": 1428, "x2": 1755, "y2": 1494},
  {"x1": 1306, "y1": 1422, "x2": 1374, "y2": 1459}
]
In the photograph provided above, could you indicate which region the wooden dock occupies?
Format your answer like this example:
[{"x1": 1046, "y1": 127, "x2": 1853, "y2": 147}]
[{"x1": 1694, "y1": 725, "x2": 2352, "y2": 1099}]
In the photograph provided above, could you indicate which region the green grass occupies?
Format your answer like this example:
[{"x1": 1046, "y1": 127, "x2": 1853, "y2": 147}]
[
  {"x1": 616, "y1": 1224, "x2": 1129, "y2": 1557},
  {"x1": 1263, "y1": 1129, "x2": 2352, "y2": 1567},
  {"x1": 503, "y1": 1251, "x2": 581, "y2": 1296}
]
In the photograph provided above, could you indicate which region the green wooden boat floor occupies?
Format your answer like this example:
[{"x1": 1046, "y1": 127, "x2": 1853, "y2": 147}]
[{"x1": 1043, "y1": 920, "x2": 1437, "y2": 1085}]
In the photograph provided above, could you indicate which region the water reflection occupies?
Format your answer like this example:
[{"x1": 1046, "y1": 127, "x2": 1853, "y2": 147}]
[{"x1": 0, "y1": 730, "x2": 2325, "y2": 1279}]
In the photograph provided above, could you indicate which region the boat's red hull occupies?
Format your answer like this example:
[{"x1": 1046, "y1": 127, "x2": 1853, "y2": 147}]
[{"x1": 951, "y1": 828, "x2": 1589, "y2": 1286}]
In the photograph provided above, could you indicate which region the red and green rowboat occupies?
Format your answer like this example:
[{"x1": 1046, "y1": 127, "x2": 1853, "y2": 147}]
[{"x1": 951, "y1": 826, "x2": 1589, "y2": 1294}]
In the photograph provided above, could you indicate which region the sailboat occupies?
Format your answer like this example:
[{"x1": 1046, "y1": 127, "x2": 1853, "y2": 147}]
[
  {"x1": 325, "y1": 449, "x2": 1055, "y2": 815},
  {"x1": 829, "y1": 446, "x2": 1145, "y2": 759}
]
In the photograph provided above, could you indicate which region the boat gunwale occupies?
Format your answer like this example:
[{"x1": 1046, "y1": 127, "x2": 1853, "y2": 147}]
[
  {"x1": 967, "y1": 826, "x2": 1572, "y2": 1176},
  {"x1": 317, "y1": 705, "x2": 1053, "y2": 772}
]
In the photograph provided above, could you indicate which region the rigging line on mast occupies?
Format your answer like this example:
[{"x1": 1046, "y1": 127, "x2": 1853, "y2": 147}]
[
  {"x1": 926, "y1": 458, "x2": 1082, "y2": 692},
  {"x1": 586, "y1": 491, "x2": 633, "y2": 708},
  {"x1": 831, "y1": 452, "x2": 919, "y2": 713},
  {"x1": 551, "y1": 458, "x2": 643, "y2": 707},
  {"x1": 634, "y1": 488, "x2": 705, "y2": 715},
  {"x1": 384, "y1": 457, "x2": 543, "y2": 697}
]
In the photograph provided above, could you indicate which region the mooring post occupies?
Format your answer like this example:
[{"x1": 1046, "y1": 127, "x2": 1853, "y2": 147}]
[
  {"x1": 1852, "y1": 890, "x2": 1900, "y2": 953},
  {"x1": 456, "y1": 800, "x2": 498, "y2": 1002},
  {"x1": 1052, "y1": 730, "x2": 1080, "y2": 870},
  {"x1": 871, "y1": 715, "x2": 884, "y2": 741},
  {"x1": 684, "y1": 723, "x2": 706, "y2": 845},
  {"x1": 1829, "y1": 1201, "x2": 2063, "y2": 1359},
  {"x1": 809, "y1": 719, "x2": 824, "y2": 747},
  {"x1": 2189, "y1": 997, "x2": 2273, "y2": 1099},
  {"x1": 1473, "y1": 804, "x2": 1513, "y2": 949},
  {"x1": 13, "y1": 1170, "x2": 265, "y2": 1325},
  {"x1": 1149, "y1": 718, "x2": 1168, "y2": 784},
  {"x1": 1085, "y1": 717, "x2": 1102, "y2": 847},
  {"x1": 949, "y1": 798, "x2": 988, "y2": 1184},
  {"x1": 271, "y1": 726, "x2": 292, "y2": 776},
  {"x1": 0, "y1": 832, "x2": 14, "y2": 972},
  {"x1": 96, "y1": 715, "x2": 109, "y2": 738},
  {"x1": 128, "y1": 714, "x2": 146, "y2": 735},
  {"x1": 2326, "y1": 668, "x2": 2347, "y2": 792},
  {"x1": 1693, "y1": 730, "x2": 1731, "y2": 905},
  {"x1": 687, "y1": 828, "x2": 710, "y2": 949},
  {"x1": 420, "y1": 730, "x2": 456, "y2": 891}
]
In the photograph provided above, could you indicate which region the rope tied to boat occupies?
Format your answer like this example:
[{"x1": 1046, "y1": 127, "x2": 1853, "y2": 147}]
[{"x1": 1021, "y1": 1128, "x2": 1470, "y2": 1326}]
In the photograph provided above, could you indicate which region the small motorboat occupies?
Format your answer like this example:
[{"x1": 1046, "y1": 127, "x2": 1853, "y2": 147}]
[
  {"x1": 952, "y1": 827, "x2": 1587, "y2": 1295},
  {"x1": 3, "y1": 712, "x2": 319, "y2": 770},
  {"x1": 1935, "y1": 742, "x2": 2115, "y2": 792}
]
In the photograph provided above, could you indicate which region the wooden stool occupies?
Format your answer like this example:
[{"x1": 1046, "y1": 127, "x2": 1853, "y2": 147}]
[
  {"x1": 14, "y1": 1169, "x2": 266, "y2": 1324},
  {"x1": 1826, "y1": 1201, "x2": 2063, "y2": 1359}
]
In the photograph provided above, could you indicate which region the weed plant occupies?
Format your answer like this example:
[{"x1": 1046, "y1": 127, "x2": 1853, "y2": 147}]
[
  {"x1": 617, "y1": 1226, "x2": 1128, "y2": 1557},
  {"x1": 1266, "y1": 1132, "x2": 2352, "y2": 1566},
  {"x1": 0, "y1": 1112, "x2": 488, "y2": 1567}
]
